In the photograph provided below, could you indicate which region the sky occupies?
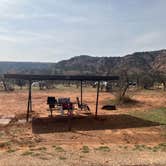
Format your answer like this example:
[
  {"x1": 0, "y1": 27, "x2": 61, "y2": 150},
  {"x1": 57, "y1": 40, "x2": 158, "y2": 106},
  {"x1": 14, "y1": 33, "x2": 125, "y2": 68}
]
[{"x1": 0, "y1": 0, "x2": 166, "y2": 62}]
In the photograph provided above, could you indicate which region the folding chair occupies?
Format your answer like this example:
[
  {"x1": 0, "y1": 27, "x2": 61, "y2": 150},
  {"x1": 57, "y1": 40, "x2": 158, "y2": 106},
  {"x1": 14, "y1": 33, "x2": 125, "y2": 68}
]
[{"x1": 76, "y1": 97, "x2": 90, "y2": 112}]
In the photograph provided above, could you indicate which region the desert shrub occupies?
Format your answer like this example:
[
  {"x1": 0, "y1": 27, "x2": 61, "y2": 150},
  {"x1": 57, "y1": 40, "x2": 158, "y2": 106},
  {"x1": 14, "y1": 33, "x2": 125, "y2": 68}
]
[
  {"x1": 115, "y1": 95, "x2": 138, "y2": 105},
  {"x1": 81, "y1": 146, "x2": 90, "y2": 153},
  {"x1": 95, "y1": 146, "x2": 110, "y2": 152},
  {"x1": 139, "y1": 74, "x2": 154, "y2": 89},
  {"x1": 22, "y1": 151, "x2": 34, "y2": 156},
  {"x1": 53, "y1": 146, "x2": 65, "y2": 152}
]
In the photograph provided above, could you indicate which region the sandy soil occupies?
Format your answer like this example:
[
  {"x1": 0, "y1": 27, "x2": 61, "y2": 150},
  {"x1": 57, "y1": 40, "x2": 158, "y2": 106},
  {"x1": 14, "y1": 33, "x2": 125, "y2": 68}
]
[
  {"x1": 0, "y1": 148, "x2": 166, "y2": 166},
  {"x1": 0, "y1": 88, "x2": 166, "y2": 165},
  {"x1": 0, "y1": 88, "x2": 165, "y2": 116}
]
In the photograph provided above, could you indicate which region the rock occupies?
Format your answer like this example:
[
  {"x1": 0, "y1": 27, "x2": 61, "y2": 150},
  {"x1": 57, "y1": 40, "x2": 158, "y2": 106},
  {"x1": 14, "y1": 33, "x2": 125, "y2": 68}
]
[
  {"x1": 102, "y1": 105, "x2": 116, "y2": 110},
  {"x1": 17, "y1": 119, "x2": 27, "y2": 124}
]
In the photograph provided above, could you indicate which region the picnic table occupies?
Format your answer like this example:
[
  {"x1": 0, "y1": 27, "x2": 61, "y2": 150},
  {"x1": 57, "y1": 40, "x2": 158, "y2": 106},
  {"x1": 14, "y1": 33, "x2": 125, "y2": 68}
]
[{"x1": 47, "y1": 97, "x2": 90, "y2": 117}]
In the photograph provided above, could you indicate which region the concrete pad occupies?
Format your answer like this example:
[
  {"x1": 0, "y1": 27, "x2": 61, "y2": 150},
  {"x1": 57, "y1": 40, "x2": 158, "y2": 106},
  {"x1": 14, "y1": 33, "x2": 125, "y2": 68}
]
[
  {"x1": 1, "y1": 115, "x2": 15, "y2": 119},
  {"x1": 0, "y1": 118, "x2": 11, "y2": 125}
]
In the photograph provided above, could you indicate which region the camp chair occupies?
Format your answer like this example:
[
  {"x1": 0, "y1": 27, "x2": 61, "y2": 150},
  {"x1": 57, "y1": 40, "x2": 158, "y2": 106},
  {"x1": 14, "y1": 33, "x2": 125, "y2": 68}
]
[
  {"x1": 76, "y1": 97, "x2": 90, "y2": 112},
  {"x1": 58, "y1": 98, "x2": 74, "y2": 115},
  {"x1": 58, "y1": 98, "x2": 70, "y2": 106},
  {"x1": 47, "y1": 97, "x2": 57, "y2": 117}
]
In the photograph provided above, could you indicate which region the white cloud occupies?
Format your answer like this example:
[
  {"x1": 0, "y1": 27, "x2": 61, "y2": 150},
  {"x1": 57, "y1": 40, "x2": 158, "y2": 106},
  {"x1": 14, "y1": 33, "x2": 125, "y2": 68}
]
[{"x1": 0, "y1": 35, "x2": 17, "y2": 42}]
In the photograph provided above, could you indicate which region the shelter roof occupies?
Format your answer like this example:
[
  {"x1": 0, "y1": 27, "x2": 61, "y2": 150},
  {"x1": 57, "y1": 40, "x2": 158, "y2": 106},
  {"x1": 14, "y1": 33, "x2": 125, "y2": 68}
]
[{"x1": 4, "y1": 74, "x2": 119, "y2": 81}]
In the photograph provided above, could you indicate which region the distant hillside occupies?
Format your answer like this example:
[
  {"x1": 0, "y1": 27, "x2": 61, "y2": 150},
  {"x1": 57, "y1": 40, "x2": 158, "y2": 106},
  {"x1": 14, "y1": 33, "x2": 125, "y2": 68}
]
[
  {"x1": 0, "y1": 62, "x2": 52, "y2": 74},
  {"x1": 0, "y1": 49, "x2": 166, "y2": 75},
  {"x1": 54, "y1": 49, "x2": 166, "y2": 75}
]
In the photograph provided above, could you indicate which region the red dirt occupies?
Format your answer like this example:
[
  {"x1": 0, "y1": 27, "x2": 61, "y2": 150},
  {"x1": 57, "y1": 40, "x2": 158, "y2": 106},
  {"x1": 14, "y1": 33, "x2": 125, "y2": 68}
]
[{"x1": 0, "y1": 89, "x2": 165, "y2": 149}]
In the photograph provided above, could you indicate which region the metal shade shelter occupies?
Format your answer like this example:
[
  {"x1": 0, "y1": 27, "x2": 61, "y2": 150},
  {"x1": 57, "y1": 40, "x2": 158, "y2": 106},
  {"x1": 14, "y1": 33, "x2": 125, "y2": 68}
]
[{"x1": 4, "y1": 74, "x2": 119, "y2": 122}]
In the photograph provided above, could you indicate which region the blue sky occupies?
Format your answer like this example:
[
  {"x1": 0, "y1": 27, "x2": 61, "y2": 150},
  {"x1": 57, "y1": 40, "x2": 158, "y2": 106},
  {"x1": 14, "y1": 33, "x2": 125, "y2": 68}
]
[{"x1": 0, "y1": 0, "x2": 165, "y2": 62}]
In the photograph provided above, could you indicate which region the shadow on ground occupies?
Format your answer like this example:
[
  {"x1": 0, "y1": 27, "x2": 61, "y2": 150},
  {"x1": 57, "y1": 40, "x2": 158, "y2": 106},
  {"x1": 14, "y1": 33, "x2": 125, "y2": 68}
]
[{"x1": 32, "y1": 114, "x2": 160, "y2": 134}]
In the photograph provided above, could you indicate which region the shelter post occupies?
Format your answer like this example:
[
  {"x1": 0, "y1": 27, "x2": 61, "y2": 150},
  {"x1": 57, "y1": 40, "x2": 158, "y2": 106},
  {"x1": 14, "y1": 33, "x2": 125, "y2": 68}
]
[
  {"x1": 26, "y1": 80, "x2": 32, "y2": 122},
  {"x1": 95, "y1": 81, "x2": 100, "y2": 118},
  {"x1": 80, "y1": 80, "x2": 83, "y2": 109}
]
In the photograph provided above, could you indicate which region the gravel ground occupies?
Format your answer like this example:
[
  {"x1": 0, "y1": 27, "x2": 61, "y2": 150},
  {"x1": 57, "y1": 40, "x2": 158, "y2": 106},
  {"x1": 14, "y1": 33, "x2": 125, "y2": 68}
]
[{"x1": 0, "y1": 149, "x2": 166, "y2": 166}]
